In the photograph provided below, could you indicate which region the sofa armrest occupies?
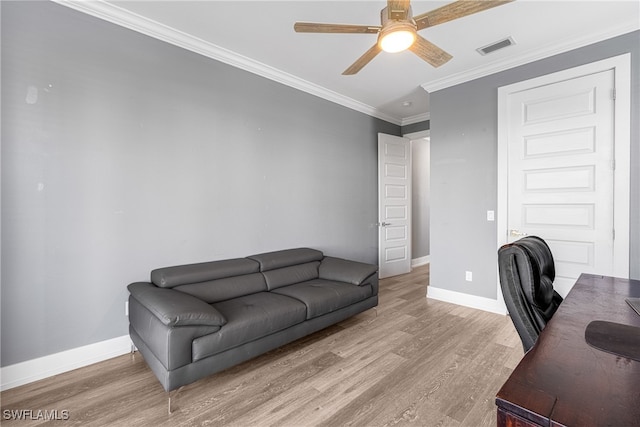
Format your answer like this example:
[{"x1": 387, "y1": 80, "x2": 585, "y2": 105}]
[
  {"x1": 127, "y1": 282, "x2": 227, "y2": 327},
  {"x1": 318, "y1": 257, "x2": 378, "y2": 286}
]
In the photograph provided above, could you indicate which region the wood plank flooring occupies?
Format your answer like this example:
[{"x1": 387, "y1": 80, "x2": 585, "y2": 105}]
[{"x1": 1, "y1": 264, "x2": 524, "y2": 426}]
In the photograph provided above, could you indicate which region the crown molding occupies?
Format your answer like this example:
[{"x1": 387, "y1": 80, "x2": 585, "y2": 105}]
[
  {"x1": 51, "y1": 1, "x2": 636, "y2": 123},
  {"x1": 422, "y1": 21, "x2": 639, "y2": 93},
  {"x1": 401, "y1": 112, "x2": 430, "y2": 126},
  {"x1": 51, "y1": 0, "x2": 403, "y2": 125}
]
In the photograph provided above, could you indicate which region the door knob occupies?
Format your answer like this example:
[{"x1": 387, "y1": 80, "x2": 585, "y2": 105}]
[
  {"x1": 379, "y1": 222, "x2": 391, "y2": 227},
  {"x1": 509, "y1": 229, "x2": 527, "y2": 237}
]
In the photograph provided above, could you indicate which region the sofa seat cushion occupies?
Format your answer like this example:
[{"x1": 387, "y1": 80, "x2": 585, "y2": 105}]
[
  {"x1": 192, "y1": 292, "x2": 306, "y2": 362},
  {"x1": 272, "y1": 279, "x2": 372, "y2": 320}
]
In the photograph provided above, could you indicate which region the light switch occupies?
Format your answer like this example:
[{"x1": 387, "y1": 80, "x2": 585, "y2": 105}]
[{"x1": 487, "y1": 210, "x2": 495, "y2": 221}]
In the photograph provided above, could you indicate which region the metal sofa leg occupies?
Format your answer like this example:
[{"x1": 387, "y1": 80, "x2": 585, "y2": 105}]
[{"x1": 168, "y1": 387, "x2": 183, "y2": 414}]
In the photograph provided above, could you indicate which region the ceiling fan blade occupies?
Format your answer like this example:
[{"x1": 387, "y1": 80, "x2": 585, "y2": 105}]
[
  {"x1": 414, "y1": 0, "x2": 514, "y2": 31},
  {"x1": 343, "y1": 44, "x2": 382, "y2": 75},
  {"x1": 294, "y1": 22, "x2": 380, "y2": 34},
  {"x1": 409, "y1": 35, "x2": 453, "y2": 68}
]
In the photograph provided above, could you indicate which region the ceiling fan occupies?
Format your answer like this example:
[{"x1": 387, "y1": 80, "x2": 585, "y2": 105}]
[{"x1": 294, "y1": 0, "x2": 514, "y2": 75}]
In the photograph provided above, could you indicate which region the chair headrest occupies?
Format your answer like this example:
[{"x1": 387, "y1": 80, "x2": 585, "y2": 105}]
[{"x1": 501, "y1": 236, "x2": 556, "y2": 309}]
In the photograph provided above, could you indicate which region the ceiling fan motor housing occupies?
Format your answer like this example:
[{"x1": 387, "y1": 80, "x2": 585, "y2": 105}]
[{"x1": 378, "y1": 6, "x2": 417, "y2": 53}]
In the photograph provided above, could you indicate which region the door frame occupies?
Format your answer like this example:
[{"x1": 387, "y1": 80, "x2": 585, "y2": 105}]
[
  {"x1": 497, "y1": 53, "x2": 631, "y2": 310},
  {"x1": 377, "y1": 130, "x2": 431, "y2": 279}
]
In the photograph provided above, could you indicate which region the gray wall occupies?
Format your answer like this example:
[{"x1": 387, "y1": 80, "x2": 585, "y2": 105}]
[
  {"x1": 430, "y1": 31, "x2": 640, "y2": 300},
  {"x1": 402, "y1": 120, "x2": 430, "y2": 136},
  {"x1": 0, "y1": 1, "x2": 400, "y2": 367}
]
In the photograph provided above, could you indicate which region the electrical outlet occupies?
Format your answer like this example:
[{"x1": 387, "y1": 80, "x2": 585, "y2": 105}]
[{"x1": 465, "y1": 271, "x2": 473, "y2": 282}]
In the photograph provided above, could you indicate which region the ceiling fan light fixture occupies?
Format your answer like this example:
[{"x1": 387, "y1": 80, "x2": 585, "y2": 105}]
[
  {"x1": 294, "y1": 0, "x2": 514, "y2": 74},
  {"x1": 378, "y1": 21, "x2": 416, "y2": 53}
]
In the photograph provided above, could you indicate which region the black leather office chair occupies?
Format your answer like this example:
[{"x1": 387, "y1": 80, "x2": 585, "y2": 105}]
[{"x1": 498, "y1": 236, "x2": 563, "y2": 352}]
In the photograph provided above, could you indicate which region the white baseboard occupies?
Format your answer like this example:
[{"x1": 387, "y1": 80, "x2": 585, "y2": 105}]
[
  {"x1": 411, "y1": 255, "x2": 430, "y2": 267},
  {"x1": 427, "y1": 286, "x2": 507, "y2": 315},
  {"x1": 0, "y1": 335, "x2": 132, "y2": 391}
]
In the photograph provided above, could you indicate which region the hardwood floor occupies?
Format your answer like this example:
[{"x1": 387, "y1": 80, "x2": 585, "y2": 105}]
[{"x1": 1, "y1": 264, "x2": 524, "y2": 426}]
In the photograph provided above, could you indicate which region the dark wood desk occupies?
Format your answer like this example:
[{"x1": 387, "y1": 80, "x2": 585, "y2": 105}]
[{"x1": 496, "y1": 273, "x2": 640, "y2": 427}]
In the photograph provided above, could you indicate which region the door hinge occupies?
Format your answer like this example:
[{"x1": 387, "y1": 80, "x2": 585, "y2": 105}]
[
  {"x1": 613, "y1": 229, "x2": 616, "y2": 240},
  {"x1": 611, "y1": 88, "x2": 616, "y2": 101}
]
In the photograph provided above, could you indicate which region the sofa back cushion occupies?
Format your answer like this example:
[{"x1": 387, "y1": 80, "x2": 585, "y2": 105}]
[
  {"x1": 150, "y1": 258, "x2": 267, "y2": 303},
  {"x1": 262, "y1": 261, "x2": 320, "y2": 290},
  {"x1": 151, "y1": 258, "x2": 260, "y2": 288},
  {"x1": 173, "y1": 273, "x2": 268, "y2": 304},
  {"x1": 247, "y1": 248, "x2": 323, "y2": 272},
  {"x1": 247, "y1": 248, "x2": 324, "y2": 290}
]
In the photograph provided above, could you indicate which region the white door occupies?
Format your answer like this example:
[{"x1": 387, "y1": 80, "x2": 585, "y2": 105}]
[
  {"x1": 378, "y1": 133, "x2": 411, "y2": 279},
  {"x1": 502, "y1": 67, "x2": 624, "y2": 297}
]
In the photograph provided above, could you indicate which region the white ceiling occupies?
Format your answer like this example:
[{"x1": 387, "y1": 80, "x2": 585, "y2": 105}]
[{"x1": 56, "y1": 0, "x2": 639, "y2": 125}]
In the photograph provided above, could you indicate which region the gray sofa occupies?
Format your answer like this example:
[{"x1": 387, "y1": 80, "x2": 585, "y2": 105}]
[{"x1": 128, "y1": 248, "x2": 379, "y2": 391}]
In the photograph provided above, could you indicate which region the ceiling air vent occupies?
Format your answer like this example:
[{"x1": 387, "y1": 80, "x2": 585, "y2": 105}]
[{"x1": 477, "y1": 37, "x2": 515, "y2": 56}]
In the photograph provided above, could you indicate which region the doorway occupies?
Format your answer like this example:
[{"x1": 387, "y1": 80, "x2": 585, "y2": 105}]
[
  {"x1": 377, "y1": 131, "x2": 430, "y2": 279},
  {"x1": 408, "y1": 132, "x2": 430, "y2": 268}
]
